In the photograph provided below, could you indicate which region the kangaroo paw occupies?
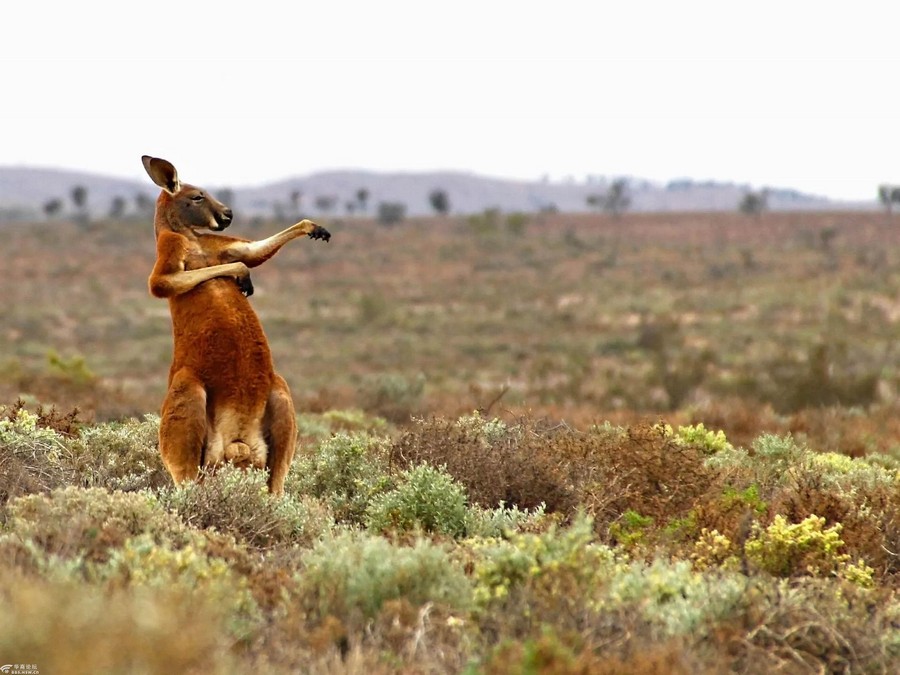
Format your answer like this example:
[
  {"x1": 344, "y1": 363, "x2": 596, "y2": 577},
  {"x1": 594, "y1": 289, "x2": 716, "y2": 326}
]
[
  {"x1": 236, "y1": 274, "x2": 254, "y2": 297},
  {"x1": 309, "y1": 225, "x2": 331, "y2": 242}
]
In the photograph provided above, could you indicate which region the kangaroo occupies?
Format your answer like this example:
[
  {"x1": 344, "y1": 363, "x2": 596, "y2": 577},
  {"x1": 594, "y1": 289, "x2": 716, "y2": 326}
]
[{"x1": 142, "y1": 155, "x2": 330, "y2": 494}]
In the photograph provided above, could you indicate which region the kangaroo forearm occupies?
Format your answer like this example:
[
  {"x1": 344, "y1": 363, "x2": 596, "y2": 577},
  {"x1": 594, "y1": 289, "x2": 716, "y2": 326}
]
[
  {"x1": 229, "y1": 230, "x2": 301, "y2": 267},
  {"x1": 225, "y1": 220, "x2": 320, "y2": 267},
  {"x1": 149, "y1": 262, "x2": 246, "y2": 298}
]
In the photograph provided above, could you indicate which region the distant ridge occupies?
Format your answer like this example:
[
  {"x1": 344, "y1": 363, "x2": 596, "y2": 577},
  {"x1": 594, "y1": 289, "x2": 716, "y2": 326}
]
[{"x1": 0, "y1": 165, "x2": 874, "y2": 222}]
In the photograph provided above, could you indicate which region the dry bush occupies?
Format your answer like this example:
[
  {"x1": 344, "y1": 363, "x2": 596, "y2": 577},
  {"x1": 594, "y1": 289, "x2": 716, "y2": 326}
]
[
  {"x1": 0, "y1": 571, "x2": 237, "y2": 675},
  {"x1": 0, "y1": 407, "x2": 166, "y2": 501},
  {"x1": 2, "y1": 398, "x2": 83, "y2": 437},
  {"x1": 767, "y1": 464, "x2": 896, "y2": 578},
  {"x1": 0, "y1": 405, "x2": 75, "y2": 500},
  {"x1": 482, "y1": 632, "x2": 698, "y2": 675},
  {"x1": 390, "y1": 416, "x2": 585, "y2": 513},
  {"x1": 247, "y1": 599, "x2": 472, "y2": 675},
  {"x1": 392, "y1": 416, "x2": 716, "y2": 543},
  {"x1": 2, "y1": 487, "x2": 189, "y2": 565},
  {"x1": 720, "y1": 581, "x2": 898, "y2": 674},
  {"x1": 0, "y1": 452, "x2": 43, "y2": 506},
  {"x1": 162, "y1": 465, "x2": 334, "y2": 549}
]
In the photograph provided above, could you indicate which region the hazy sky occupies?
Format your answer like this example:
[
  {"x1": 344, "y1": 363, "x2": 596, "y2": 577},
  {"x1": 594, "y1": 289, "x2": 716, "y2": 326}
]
[{"x1": 3, "y1": 1, "x2": 898, "y2": 201}]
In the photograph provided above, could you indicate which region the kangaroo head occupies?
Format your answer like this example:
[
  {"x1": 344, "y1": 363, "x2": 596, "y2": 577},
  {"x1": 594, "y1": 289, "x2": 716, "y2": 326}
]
[{"x1": 142, "y1": 155, "x2": 233, "y2": 233}]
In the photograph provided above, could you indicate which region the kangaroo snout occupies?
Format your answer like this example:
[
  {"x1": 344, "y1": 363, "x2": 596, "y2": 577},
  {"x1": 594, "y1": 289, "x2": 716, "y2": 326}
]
[{"x1": 215, "y1": 208, "x2": 234, "y2": 229}]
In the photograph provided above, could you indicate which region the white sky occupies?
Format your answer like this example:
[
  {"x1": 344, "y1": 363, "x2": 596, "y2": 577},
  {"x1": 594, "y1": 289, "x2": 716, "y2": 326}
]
[{"x1": 2, "y1": 1, "x2": 899, "y2": 202}]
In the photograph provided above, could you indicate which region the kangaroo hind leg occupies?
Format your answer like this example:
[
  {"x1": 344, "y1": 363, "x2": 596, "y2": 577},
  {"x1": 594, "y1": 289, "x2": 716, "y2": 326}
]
[
  {"x1": 263, "y1": 375, "x2": 298, "y2": 495},
  {"x1": 159, "y1": 370, "x2": 207, "y2": 485}
]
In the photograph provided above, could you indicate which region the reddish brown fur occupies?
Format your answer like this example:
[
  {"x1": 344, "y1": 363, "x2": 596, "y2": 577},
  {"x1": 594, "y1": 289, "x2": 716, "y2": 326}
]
[{"x1": 142, "y1": 156, "x2": 329, "y2": 494}]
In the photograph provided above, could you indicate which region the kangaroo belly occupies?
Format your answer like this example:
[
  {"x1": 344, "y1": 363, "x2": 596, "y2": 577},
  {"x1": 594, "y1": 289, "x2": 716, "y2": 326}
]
[{"x1": 168, "y1": 280, "x2": 275, "y2": 406}]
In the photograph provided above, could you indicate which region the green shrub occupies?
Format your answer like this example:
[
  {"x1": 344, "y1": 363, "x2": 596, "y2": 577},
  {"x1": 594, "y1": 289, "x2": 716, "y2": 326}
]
[
  {"x1": 670, "y1": 422, "x2": 732, "y2": 454},
  {"x1": 803, "y1": 451, "x2": 896, "y2": 493},
  {"x1": 601, "y1": 559, "x2": 747, "y2": 638},
  {"x1": 0, "y1": 407, "x2": 72, "y2": 498},
  {"x1": 65, "y1": 415, "x2": 167, "y2": 491},
  {"x1": 608, "y1": 509, "x2": 654, "y2": 548},
  {"x1": 288, "y1": 432, "x2": 392, "y2": 524},
  {"x1": 722, "y1": 484, "x2": 767, "y2": 516},
  {"x1": 745, "y1": 514, "x2": 873, "y2": 586},
  {"x1": 466, "y1": 208, "x2": 501, "y2": 235},
  {"x1": 690, "y1": 528, "x2": 740, "y2": 571},
  {"x1": 705, "y1": 433, "x2": 805, "y2": 490},
  {"x1": 2, "y1": 487, "x2": 188, "y2": 567},
  {"x1": 0, "y1": 411, "x2": 166, "y2": 499},
  {"x1": 298, "y1": 530, "x2": 472, "y2": 622},
  {"x1": 161, "y1": 465, "x2": 333, "y2": 549},
  {"x1": 464, "y1": 502, "x2": 549, "y2": 538},
  {"x1": 505, "y1": 212, "x2": 529, "y2": 235},
  {"x1": 105, "y1": 534, "x2": 263, "y2": 639},
  {"x1": 365, "y1": 463, "x2": 468, "y2": 536},
  {"x1": 46, "y1": 350, "x2": 95, "y2": 384},
  {"x1": 470, "y1": 514, "x2": 616, "y2": 608},
  {"x1": 751, "y1": 433, "x2": 805, "y2": 467}
]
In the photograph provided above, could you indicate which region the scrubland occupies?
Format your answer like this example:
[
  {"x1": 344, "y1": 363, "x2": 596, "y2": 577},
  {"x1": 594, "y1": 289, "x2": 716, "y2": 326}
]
[{"x1": 3, "y1": 210, "x2": 900, "y2": 672}]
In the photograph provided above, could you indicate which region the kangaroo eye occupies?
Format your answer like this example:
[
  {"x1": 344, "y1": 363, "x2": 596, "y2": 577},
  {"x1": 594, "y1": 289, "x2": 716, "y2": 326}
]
[{"x1": 190, "y1": 195, "x2": 204, "y2": 203}]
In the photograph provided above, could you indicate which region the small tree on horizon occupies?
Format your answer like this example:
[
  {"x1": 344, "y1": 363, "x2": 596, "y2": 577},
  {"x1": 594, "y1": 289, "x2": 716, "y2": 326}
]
[
  {"x1": 377, "y1": 201, "x2": 406, "y2": 226},
  {"x1": 109, "y1": 196, "x2": 127, "y2": 219},
  {"x1": 602, "y1": 179, "x2": 631, "y2": 218},
  {"x1": 314, "y1": 195, "x2": 337, "y2": 215},
  {"x1": 43, "y1": 198, "x2": 63, "y2": 219},
  {"x1": 428, "y1": 188, "x2": 450, "y2": 216},
  {"x1": 71, "y1": 185, "x2": 89, "y2": 228},
  {"x1": 739, "y1": 189, "x2": 768, "y2": 219},
  {"x1": 878, "y1": 184, "x2": 900, "y2": 216},
  {"x1": 356, "y1": 188, "x2": 370, "y2": 214}
]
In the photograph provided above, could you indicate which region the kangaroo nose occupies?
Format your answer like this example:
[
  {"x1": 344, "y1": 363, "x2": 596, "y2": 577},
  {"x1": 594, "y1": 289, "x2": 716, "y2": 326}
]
[{"x1": 221, "y1": 208, "x2": 233, "y2": 225}]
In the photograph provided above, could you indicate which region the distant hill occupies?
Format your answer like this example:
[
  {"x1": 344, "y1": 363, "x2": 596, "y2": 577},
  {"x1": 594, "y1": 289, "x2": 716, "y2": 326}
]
[{"x1": 0, "y1": 165, "x2": 873, "y2": 222}]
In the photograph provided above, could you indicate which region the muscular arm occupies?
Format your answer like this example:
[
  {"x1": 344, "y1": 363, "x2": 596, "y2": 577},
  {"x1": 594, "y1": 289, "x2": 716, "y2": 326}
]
[
  {"x1": 218, "y1": 219, "x2": 330, "y2": 268},
  {"x1": 148, "y1": 232, "x2": 250, "y2": 298}
]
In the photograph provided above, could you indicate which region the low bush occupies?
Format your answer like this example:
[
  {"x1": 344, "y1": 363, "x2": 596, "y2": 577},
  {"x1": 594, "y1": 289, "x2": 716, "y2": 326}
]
[
  {"x1": 2, "y1": 487, "x2": 188, "y2": 567},
  {"x1": 722, "y1": 579, "x2": 900, "y2": 673},
  {"x1": 105, "y1": 534, "x2": 263, "y2": 640},
  {"x1": 464, "y1": 502, "x2": 549, "y2": 538},
  {"x1": 298, "y1": 530, "x2": 472, "y2": 625},
  {"x1": 0, "y1": 406, "x2": 72, "y2": 499},
  {"x1": 64, "y1": 414, "x2": 167, "y2": 492},
  {"x1": 365, "y1": 463, "x2": 468, "y2": 537},
  {"x1": 392, "y1": 417, "x2": 716, "y2": 540},
  {"x1": 288, "y1": 432, "x2": 392, "y2": 524},
  {"x1": 0, "y1": 571, "x2": 237, "y2": 674},
  {"x1": 358, "y1": 372, "x2": 425, "y2": 423},
  {"x1": 161, "y1": 465, "x2": 333, "y2": 549},
  {"x1": 745, "y1": 514, "x2": 873, "y2": 585},
  {"x1": 0, "y1": 409, "x2": 165, "y2": 500},
  {"x1": 470, "y1": 514, "x2": 616, "y2": 611}
]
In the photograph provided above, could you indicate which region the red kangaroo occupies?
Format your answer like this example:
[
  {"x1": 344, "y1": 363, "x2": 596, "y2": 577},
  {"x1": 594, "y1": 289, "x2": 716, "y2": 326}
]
[{"x1": 142, "y1": 155, "x2": 330, "y2": 494}]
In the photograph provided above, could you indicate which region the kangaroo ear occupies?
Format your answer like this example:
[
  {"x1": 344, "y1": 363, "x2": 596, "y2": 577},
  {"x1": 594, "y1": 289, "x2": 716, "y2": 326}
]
[{"x1": 142, "y1": 156, "x2": 181, "y2": 194}]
